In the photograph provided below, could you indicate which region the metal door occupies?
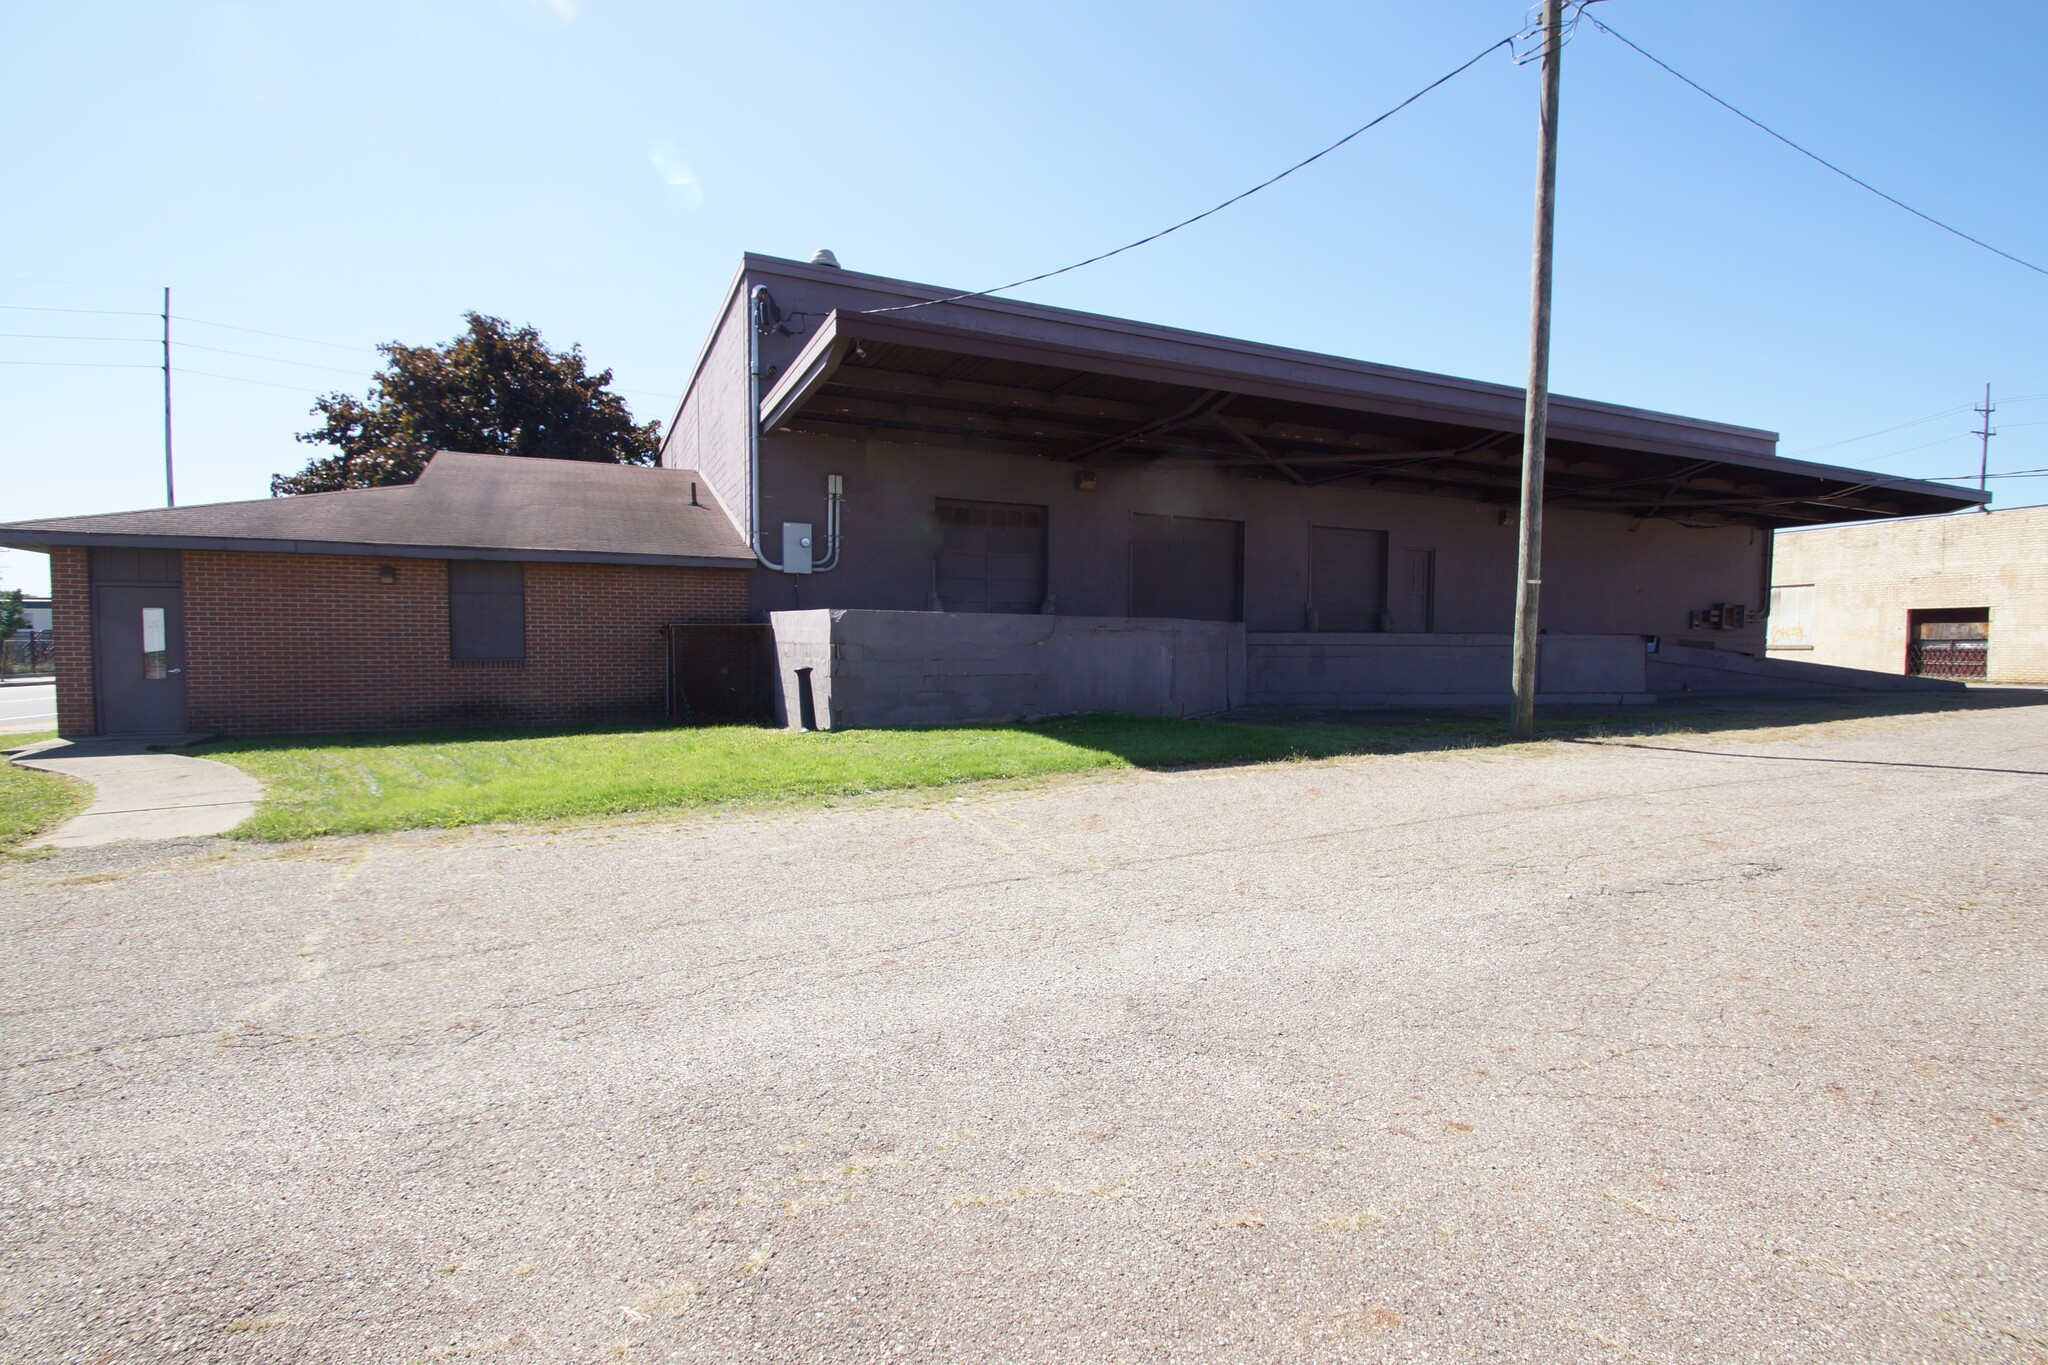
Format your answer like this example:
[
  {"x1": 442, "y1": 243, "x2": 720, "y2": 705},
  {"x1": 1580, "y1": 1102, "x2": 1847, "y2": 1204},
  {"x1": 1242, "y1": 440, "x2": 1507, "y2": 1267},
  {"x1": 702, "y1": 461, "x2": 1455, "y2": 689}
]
[
  {"x1": 1309, "y1": 526, "x2": 1390, "y2": 631},
  {"x1": 1130, "y1": 513, "x2": 1243, "y2": 622},
  {"x1": 93, "y1": 583, "x2": 187, "y2": 733},
  {"x1": 934, "y1": 499, "x2": 1047, "y2": 613},
  {"x1": 1397, "y1": 547, "x2": 1436, "y2": 633}
]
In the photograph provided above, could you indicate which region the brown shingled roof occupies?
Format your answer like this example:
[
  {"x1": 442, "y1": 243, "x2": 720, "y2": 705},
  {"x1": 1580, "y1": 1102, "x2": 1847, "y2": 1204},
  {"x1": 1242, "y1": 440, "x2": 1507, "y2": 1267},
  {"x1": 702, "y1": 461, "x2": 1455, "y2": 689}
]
[{"x1": 0, "y1": 452, "x2": 754, "y2": 567}]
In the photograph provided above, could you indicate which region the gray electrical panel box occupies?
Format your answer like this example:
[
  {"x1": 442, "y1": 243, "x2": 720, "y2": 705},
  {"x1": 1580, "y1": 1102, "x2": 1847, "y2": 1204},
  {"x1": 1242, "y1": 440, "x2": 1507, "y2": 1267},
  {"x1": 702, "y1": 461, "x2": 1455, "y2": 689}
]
[{"x1": 782, "y1": 522, "x2": 814, "y2": 575}]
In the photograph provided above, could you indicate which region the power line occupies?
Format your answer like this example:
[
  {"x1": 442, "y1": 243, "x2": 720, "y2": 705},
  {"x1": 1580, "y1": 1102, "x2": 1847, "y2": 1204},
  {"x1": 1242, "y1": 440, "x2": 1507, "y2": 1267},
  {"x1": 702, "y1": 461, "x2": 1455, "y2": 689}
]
[
  {"x1": 1585, "y1": 14, "x2": 2048, "y2": 279},
  {"x1": 173, "y1": 367, "x2": 327, "y2": 393},
  {"x1": 174, "y1": 341, "x2": 369, "y2": 376},
  {"x1": 1794, "y1": 392, "x2": 2048, "y2": 462},
  {"x1": 0, "y1": 331, "x2": 156, "y2": 343},
  {"x1": 0, "y1": 358, "x2": 157, "y2": 369},
  {"x1": 1928, "y1": 466, "x2": 2048, "y2": 481},
  {"x1": 0, "y1": 303, "x2": 158, "y2": 318},
  {"x1": 172, "y1": 314, "x2": 377, "y2": 353},
  {"x1": 1856, "y1": 432, "x2": 1976, "y2": 464},
  {"x1": 0, "y1": 357, "x2": 327, "y2": 392},
  {"x1": 861, "y1": 31, "x2": 1519, "y2": 315},
  {"x1": 0, "y1": 274, "x2": 393, "y2": 331},
  {"x1": 1786, "y1": 403, "x2": 1973, "y2": 458}
]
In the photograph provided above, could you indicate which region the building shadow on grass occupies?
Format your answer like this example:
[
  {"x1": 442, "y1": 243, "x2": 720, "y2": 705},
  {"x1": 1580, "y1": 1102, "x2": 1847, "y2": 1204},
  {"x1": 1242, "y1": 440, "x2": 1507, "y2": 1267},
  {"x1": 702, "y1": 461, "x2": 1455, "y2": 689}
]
[
  {"x1": 186, "y1": 687, "x2": 2048, "y2": 784},
  {"x1": 1040, "y1": 687, "x2": 2048, "y2": 773}
]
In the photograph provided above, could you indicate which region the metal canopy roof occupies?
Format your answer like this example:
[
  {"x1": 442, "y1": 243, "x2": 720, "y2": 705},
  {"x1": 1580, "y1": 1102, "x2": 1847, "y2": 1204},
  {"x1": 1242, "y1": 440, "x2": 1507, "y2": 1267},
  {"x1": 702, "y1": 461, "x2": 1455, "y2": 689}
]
[{"x1": 760, "y1": 309, "x2": 1987, "y2": 528}]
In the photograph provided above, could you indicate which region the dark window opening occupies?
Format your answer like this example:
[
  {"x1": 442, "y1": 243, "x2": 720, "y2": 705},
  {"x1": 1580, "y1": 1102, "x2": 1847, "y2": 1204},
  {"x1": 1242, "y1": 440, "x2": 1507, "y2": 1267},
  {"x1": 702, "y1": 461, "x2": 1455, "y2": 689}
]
[
  {"x1": 934, "y1": 499, "x2": 1048, "y2": 614},
  {"x1": 1130, "y1": 513, "x2": 1243, "y2": 622},
  {"x1": 449, "y1": 560, "x2": 526, "y2": 663},
  {"x1": 1906, "y1": 607, "x2": 1988, "y2": 680}
]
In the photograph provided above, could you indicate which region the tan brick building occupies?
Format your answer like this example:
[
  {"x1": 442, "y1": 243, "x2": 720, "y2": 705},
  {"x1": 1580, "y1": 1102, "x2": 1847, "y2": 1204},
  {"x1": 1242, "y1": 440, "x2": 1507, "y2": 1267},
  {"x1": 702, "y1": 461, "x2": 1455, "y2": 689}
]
[{"x1": 1768, "y1": 505, "x2": 2048, "y2": 684}]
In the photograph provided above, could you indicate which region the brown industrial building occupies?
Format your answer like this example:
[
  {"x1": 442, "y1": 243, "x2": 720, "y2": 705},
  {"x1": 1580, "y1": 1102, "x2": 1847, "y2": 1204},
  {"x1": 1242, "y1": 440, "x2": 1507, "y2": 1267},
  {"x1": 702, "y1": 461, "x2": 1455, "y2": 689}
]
[
  {"x1": 0, "y1": 253, "x2": 1986, "y2": 738},
  {"x1": 1769, "y1": 503, "x2": 2048, "y2": 684}
]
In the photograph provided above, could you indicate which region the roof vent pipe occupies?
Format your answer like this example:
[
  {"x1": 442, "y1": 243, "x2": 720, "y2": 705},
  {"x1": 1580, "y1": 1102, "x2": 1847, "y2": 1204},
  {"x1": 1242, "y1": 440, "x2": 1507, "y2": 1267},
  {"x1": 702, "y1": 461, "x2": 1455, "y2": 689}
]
[{"x1": 810, "y1": 248, "x2": 841, "y2": 268}]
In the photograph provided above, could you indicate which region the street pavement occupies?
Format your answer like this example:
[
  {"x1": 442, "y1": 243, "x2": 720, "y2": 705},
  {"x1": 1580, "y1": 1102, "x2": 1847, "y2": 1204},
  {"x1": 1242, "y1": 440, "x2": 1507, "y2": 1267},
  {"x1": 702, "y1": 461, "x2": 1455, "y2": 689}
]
[
  {"x1": 1, "y1": 702, "x2": 2043, "y2": 1363},
  {"x1": 0, "y1": 677, "x2": 55, "y2": 733}
]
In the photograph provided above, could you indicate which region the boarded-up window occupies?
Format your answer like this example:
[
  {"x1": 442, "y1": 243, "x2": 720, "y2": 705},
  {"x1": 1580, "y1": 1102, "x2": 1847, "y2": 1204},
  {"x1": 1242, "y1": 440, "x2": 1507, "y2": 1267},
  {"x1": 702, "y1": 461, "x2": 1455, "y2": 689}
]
[
  {"x1": 1130, "y1": 513, "x2": 1243, "y2": 622},
  {"x1": 448, "y1": 560, "x2": 526, "y2": 663},
  {"x1": 1310, "y1": 525, "x2": 1390, "y2": 632},
  {"x1": 1766, "y1": 584, "x2": 1814, "y2": 649},
  {"x1": 935, "y1": 499, "x2": 1047, "y2": 614}
]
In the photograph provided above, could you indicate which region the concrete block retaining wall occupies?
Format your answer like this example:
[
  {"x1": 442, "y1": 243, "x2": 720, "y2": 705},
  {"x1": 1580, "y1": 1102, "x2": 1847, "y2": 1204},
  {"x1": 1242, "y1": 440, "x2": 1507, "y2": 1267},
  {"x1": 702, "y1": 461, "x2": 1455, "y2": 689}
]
[
  {"x1": 1245, "y1": 632, "x2": 1651, "y2": 706},
  {"x1": 770, "y1": 610, "x2": 1244, "y2": 730},
  {"x1": 767, "y1": 613, "x2": 1958, "y2": 731}
]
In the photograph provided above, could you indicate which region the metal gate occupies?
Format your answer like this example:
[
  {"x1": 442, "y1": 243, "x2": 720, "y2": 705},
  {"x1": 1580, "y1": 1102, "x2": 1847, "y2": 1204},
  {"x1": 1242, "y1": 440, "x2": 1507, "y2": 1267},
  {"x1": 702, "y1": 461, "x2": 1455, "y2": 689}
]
[
  {"x1": 1906, "y1": 609, "x2": 1989, "y2": 681},
  {"x1": 663, "y1": 624, "x2": 776, "y2": 723},
  {"x1": 1907, "y1": 640, "x2": 1987, "y2": 680}
]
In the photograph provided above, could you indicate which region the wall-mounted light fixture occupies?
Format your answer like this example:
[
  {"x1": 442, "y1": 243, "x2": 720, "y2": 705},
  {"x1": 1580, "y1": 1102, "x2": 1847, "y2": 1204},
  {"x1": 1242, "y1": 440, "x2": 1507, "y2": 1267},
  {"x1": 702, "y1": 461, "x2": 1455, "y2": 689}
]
[
  {"x1": 1075, "y1": 471, "x2": 1098, "y2": 491},
  {"x1": 377, "y1": 565, "x2": 398, "y2": 585}
]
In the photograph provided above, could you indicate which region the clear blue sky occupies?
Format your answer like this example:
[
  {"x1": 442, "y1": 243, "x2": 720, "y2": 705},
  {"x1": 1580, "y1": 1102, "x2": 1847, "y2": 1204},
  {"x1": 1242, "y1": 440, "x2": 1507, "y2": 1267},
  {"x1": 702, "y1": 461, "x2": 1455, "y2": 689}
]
[{"x1": 5, "y1": 0, "x2": 2044, "y2": 596}]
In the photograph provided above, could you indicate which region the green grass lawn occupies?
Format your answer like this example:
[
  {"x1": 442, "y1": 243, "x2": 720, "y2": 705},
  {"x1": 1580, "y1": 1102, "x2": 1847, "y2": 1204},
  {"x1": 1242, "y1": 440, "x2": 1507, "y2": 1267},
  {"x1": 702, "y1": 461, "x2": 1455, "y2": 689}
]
[
  {"x1": 198, "y1": 713, "x2": 1517, "y2": 841},
  {"x1": 0, "y1": 733, "x2": 90, "y2": 852},
  {"x1": 190, "y1": 693, "x2": 2020, "y2": 843}
]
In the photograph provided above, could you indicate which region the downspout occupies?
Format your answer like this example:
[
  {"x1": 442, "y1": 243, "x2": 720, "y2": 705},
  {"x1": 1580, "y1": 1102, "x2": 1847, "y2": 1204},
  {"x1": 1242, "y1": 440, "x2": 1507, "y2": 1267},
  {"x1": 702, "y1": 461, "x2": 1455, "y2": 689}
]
[
  {"x1": 748, "y1": 286, "x2": 784, "y2": 571},
  {"x1": 748, "y1": 285, "x2": 846, "y2": 573}
]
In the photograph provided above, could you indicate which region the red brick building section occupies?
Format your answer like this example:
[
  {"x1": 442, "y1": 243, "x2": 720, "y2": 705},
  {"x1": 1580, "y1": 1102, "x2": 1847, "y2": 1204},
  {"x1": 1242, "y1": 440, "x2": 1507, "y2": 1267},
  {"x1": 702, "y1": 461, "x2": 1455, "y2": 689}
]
[
  {"x1": 49, "y1": 547, "x2": 96, "y2": 737},
  {"x1": 181, "y1": 552, "x2": 749, "y2": 735}
]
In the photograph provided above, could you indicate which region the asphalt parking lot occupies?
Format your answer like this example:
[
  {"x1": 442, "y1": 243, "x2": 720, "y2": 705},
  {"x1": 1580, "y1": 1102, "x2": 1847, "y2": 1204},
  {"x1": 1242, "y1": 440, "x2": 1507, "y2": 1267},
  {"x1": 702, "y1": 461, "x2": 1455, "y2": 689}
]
[{"x1": 2, "y1": 702, "x2": 2044, "y2": 1363}]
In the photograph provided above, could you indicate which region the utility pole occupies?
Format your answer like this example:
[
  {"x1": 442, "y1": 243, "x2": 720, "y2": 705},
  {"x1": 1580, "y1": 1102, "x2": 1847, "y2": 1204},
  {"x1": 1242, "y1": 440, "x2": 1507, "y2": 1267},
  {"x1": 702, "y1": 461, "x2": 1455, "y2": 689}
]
[
  {"x1": 1510, "y1": 0, "x2": 1564, "y2": 740},
  {"x1": 162, "y1": 286, "x2": 176, "y2": 508},
  {"x1": 1973, "y1": 382, "x2": 1994, "y2": 505}
]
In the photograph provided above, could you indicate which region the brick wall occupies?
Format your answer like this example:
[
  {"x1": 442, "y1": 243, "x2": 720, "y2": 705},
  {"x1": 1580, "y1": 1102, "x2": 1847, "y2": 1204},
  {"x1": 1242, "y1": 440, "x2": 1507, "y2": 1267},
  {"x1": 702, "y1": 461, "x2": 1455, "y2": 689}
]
[
  {"x1": 50, "y1": 547, "x2": 95, "y2": 737},
  {"x1": 180, "y1": 552, "x2": 749, "y2": 735},
  {"x1": 1769, "y1": 505, "x2": 2048, "y2": 684}
]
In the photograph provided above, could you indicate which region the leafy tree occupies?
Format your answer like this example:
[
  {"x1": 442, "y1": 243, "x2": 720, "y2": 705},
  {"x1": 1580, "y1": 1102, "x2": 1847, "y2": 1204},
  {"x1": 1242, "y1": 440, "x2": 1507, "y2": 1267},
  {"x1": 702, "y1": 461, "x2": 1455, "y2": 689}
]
[
  {"x1": 271, "y1": 312, "x2": 660, "y2": 495},
  {"x1": 0, "y1": 589, "x2": 25, "y2": 642}
]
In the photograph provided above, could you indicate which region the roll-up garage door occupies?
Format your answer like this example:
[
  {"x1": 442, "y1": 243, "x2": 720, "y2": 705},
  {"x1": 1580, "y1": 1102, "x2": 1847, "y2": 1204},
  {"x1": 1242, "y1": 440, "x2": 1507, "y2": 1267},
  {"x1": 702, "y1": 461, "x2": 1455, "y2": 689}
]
[
  {"x1": 1310, "y1": 525, "x2": 1389, "y2": 631},
  {"x1": 935, "y1": 499, "x2": 1047, "y2": 613},
  {"x1": 1130, "y1": 513, "x2": 1243, "y2": 622}
]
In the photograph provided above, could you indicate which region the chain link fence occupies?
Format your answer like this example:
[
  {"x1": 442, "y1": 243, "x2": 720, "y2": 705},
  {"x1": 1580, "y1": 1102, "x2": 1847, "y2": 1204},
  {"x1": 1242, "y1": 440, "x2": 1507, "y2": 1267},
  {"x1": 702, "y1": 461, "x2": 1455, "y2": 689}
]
[{"x1": 2, "y1": 630, "x2": 54, "y2": 676}]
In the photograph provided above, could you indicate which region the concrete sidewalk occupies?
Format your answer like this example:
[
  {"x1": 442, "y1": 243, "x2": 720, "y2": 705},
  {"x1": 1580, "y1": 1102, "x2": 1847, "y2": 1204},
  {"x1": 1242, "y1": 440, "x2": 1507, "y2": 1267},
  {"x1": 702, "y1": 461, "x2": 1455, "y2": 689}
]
[{"x1": 8, "y1": 736, "x2": 262, "y2": 846}]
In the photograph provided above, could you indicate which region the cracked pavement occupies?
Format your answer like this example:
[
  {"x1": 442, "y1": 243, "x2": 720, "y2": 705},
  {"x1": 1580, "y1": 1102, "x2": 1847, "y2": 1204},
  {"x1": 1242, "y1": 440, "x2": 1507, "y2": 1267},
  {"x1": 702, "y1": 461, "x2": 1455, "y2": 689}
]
[{"x1": 1, "y1": 702, "x2": 2045, "y2": 1363}]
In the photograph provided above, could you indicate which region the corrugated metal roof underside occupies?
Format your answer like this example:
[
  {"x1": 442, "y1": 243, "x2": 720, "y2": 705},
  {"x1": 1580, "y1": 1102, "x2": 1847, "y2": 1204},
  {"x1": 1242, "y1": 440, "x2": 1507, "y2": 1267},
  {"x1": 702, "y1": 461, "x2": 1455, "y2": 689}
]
[{"x1": 763, "y1": 311, "x2": 1985, "y2": 529}]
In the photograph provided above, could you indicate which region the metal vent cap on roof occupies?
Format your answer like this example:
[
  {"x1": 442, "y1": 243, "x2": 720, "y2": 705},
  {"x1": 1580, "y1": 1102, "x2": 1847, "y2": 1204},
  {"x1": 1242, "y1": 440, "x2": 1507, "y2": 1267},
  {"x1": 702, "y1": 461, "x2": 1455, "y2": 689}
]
[{"x1": 810, "y1": 248, "x2": 841, "y2": 268}]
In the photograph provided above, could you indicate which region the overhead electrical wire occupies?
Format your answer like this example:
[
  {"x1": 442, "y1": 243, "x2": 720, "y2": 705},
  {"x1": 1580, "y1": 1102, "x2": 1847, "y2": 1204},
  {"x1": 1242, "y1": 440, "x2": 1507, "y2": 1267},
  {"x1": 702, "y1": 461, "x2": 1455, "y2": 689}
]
[
  {"x1": 1855, "y1": 432, "x2": 1979, "y2": 464},
  {"x1": 0, "y1": 358, "x2": 156, "y2": 369},
  {"x1": 172, "y1": 367, "x2": 328, "y2": 393},
  {"x1": 171, "y1": 314, "x2": 377, "y2": 353},
  {"x1": 861, "y1": 29, "x2": 1521, "y2": 315},
  {"x1": 1793, "y1": 396, "x2": 2048, "y2": 461},
  {"x1": 0, "y1": 303, "x2": 157, "y2": 318},
  {"x1": 1584, "y1": 13, "x2": 2048, "y2": 279},
  {"x1": 1926, "y1": 466, "x2": 2048, "y2": 481},
  {"x1": 1787, "y1": 403, "x2": 1974, "y2": 458},
  {"x1": 172, "y1": 341, "x2": 370, "y2": 375},
  {"x1": 0, "y1": 331, "x2": 157, "y2": 343}
]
